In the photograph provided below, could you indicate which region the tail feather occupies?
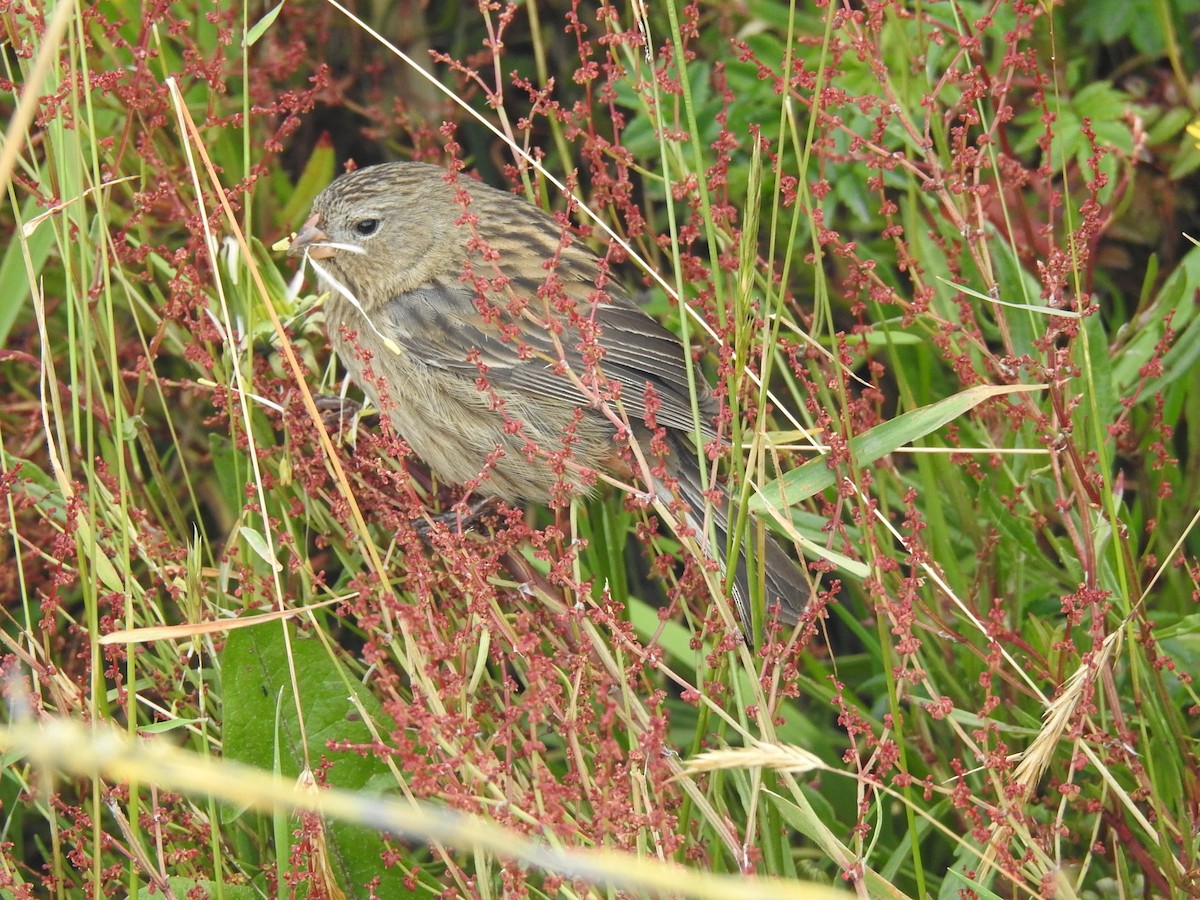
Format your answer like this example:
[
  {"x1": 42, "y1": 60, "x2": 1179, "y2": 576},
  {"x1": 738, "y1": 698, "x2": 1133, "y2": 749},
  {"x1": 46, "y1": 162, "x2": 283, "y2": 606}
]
[{"x1": 664, "y1": 435, "x2": 810, "y2": 634}]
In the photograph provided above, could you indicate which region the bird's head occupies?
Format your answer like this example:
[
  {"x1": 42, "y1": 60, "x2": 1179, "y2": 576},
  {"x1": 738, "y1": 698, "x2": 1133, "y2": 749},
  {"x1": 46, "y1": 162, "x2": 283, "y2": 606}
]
[{"x1": 288, "y1": 161, "x2": 468, "y2": 309}]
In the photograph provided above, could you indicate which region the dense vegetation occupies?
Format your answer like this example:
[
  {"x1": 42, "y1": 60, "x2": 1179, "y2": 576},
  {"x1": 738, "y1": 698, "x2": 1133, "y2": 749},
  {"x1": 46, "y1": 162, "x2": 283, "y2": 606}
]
[{"x1": 2, "y1": 1, "x2": 1198, "y2": 896}]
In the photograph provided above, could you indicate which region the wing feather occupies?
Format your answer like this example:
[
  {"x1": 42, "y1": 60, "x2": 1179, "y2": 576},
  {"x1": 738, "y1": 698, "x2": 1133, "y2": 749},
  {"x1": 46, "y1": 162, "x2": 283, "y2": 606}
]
[{"x1": 375, "y1": 271, "x2": 717, "y2": 438}]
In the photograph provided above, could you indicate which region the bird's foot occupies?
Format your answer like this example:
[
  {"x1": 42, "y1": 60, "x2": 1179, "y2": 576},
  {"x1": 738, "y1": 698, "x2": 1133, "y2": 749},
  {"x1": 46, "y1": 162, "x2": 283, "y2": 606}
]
[
  {"x1": 311, "y1": 394, "x2": 377, "y2": 440},
  {"x1": 412, "y1": 495, "x2": 502, "y2": 539}
]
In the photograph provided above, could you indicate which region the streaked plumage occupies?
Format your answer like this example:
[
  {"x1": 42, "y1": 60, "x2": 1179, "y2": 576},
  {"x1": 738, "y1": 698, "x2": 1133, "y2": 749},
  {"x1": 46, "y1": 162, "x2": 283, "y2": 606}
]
[{"x1": 290, "y1": 161, "x2": 808, "y2": 630}]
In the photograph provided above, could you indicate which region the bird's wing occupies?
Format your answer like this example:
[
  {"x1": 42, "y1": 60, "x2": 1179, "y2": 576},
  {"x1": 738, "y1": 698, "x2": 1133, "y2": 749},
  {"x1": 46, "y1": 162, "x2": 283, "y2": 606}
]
[{"x1": 374, "y1": 272, "x2": 717, "y2": 438}]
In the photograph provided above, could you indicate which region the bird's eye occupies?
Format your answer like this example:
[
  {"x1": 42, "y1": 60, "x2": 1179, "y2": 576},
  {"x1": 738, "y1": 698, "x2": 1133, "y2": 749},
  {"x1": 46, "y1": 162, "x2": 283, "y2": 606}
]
[{"x1": 354, "y1": 218, "x2": 380, "y2": 237}]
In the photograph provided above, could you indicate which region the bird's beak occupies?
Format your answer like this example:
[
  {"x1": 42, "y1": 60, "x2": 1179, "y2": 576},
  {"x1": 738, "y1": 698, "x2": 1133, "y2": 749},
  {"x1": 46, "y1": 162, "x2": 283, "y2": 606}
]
[{"x1": 288, "y1": 214, "x2": 335, "y2": 259}]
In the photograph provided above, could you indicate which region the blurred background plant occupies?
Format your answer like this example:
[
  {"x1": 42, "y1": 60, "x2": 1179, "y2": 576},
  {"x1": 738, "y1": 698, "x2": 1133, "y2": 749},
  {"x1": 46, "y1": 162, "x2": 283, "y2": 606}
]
[{"x1": 2, "y1": 0, "x2": 1199, "y2": 897}]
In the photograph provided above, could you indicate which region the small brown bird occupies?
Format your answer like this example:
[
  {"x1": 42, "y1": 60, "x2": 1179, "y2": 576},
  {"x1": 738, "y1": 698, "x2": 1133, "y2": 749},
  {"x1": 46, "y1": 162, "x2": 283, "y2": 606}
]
[{"x1": 289, "y1": 161, "x2": 808, "y2": 631}]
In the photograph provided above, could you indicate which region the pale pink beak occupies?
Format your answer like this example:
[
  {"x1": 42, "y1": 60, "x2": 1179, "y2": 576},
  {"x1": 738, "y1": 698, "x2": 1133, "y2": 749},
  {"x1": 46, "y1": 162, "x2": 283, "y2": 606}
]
[{"x1": 288, "y1": 213, "x2": 335, "y2": 259}]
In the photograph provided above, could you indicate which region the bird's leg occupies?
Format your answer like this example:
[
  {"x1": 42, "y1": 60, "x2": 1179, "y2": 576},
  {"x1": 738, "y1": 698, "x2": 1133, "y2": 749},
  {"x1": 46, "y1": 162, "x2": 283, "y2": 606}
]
[
  {"x1": 412, "y1": 494, "x2": 502, "y2": 538},
  {"x1": 311, "y1": 394, "x2": 378, "y2": 439}
]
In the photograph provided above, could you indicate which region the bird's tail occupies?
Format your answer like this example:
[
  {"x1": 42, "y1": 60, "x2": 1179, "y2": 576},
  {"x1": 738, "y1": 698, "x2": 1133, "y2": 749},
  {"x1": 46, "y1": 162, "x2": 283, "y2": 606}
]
[{"x1": 663, "y1": 435, "x2": 810, "y2": 635}]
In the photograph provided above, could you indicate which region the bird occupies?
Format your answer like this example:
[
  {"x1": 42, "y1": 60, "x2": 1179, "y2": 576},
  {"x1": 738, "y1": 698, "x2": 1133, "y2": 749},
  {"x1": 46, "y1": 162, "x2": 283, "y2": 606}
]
[{"x1": 287, "y1": 160, "x2": 809, "y2": 633}]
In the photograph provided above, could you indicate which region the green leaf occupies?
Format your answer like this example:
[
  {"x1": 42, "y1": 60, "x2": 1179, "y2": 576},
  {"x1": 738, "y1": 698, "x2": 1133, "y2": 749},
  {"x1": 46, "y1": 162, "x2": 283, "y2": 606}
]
[
  {"x1": 239, "y1": 525, "x2": 282, "y2": 573},
  {"x1": 208, "y1": 434, "x2": 247, "y2": 524},
  {"x1": 244, "y1": 0, "x2": 285, "y2": 48},
  {"x1": 137, "y1": 717, "x2": 207, "y2": 735},
  {"x1": 1072, "y1": 81, "x2": 1130, "y2": 123},
  {"x1": 221, "y1": 624, "x2": 418, "y2": 896},
  {"x1": 761, "y1": 788, "x2": 832, "y2": 848},
  {"x1": 138, "y1": 878, "x2": 260, "y2": 899},
  {"x1": 938, "y1": 863, "x2": 1006, "y2": 900},
  {"x1": 0, "y1": 198, "x2": 57, "y2": 346},
  {"x1": 222, "y1": 624, "x2": 389, "y2": 788},
  {"x1": 752, "y1": 384, "x2": 1047, "y2": 510},
  {"x1": 279, "y1": 137, "x2": 338, "y2": 227},
  {"x1": 1146, "y1": 106, "x2": 1193, "y2": 146}
]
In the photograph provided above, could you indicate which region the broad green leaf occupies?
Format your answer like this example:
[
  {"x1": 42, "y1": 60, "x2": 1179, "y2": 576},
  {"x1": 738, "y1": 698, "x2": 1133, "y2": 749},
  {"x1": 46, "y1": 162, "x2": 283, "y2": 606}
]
[
  {"x1": 222, "y1": 624, "x2": 389, "y2": 788},
  {"x1": 221, "y1": 623, "x2": 417, "y2": 896}
]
